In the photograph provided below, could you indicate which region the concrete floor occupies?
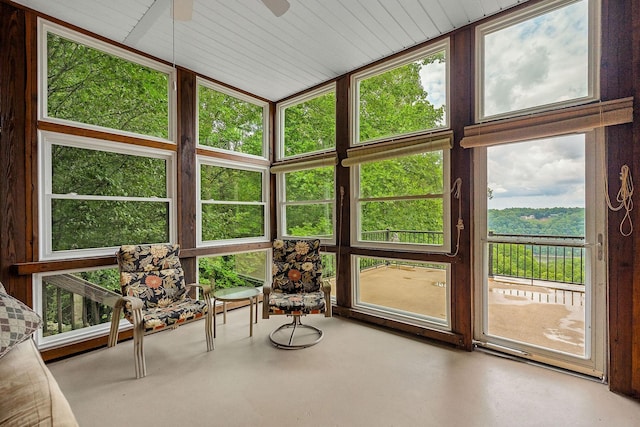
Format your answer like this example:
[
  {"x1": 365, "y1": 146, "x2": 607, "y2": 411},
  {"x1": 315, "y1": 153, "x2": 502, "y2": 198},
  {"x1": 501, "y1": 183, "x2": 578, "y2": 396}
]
[{"x1": 47, "y1": 306, "x2": 640, "y2": 427}]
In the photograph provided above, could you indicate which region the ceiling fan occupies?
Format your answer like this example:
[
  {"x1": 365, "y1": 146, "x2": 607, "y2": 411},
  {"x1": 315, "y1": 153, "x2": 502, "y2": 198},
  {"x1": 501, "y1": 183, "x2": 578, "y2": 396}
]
[{"x1": 172, "y1": 0, "x2": 290, "y2": 20}]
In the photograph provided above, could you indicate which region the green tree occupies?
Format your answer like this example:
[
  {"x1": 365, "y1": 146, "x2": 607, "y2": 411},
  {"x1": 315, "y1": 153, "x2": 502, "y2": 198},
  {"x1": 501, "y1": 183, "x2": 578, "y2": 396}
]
[
  {"x1": 283, "y1": 91, "x2": 336, "y2": 157},
  {"x1": 359, "y1": 53, "x2": 445, "y2": 142},
  {"x1": 198, "y1": 86, "x2": 264, "y2": 156},
  {"x1": 47, "y1": 33, "x2": 169, "y2": 138}
]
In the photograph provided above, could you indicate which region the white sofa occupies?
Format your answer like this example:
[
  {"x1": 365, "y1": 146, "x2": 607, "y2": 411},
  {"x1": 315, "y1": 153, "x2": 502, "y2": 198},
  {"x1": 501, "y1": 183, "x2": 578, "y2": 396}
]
[{"x1": 0, "y1": 283, "x2": 78, "y2": 426}]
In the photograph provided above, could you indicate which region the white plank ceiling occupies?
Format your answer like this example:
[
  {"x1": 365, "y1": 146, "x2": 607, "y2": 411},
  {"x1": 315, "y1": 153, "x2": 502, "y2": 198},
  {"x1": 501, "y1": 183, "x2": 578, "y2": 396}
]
[{"x1": 10, "y1": 0, "x2": 529, "y2": 101}]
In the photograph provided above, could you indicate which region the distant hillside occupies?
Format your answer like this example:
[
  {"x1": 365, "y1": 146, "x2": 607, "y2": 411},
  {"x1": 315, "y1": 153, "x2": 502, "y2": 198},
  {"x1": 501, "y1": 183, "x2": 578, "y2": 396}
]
[{"x1": 488, "y1": 207, "x2": 585, "y2": 237}]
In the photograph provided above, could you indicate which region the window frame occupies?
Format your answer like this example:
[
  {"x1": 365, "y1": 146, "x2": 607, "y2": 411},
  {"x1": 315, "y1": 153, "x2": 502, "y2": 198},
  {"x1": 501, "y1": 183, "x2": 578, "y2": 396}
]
[
  {"x1": 348, "y1": 137, "x2": 452, "y2": 253},
  {"x1": 196, "y1": 156, "x2": 270, "y2": 247},
  {"x1": 38, "y1": 19, "x2": 177, "y2": 143},
  {"x1": 475, "y1": 0, "x2": 601, "y2": 122},
  {"x1": 195, "y1": 77, "x2": 269, "y2": 160},
  {"x1": 351, "y1": 255, "x2": 452, "y2": 331},
  {"x1": 275, "y1": 83, "x2": 337, "y2": 161},
  {"x1": 274, "y1": 160, "x2": 337, "y2": 245},
  {"x1": 33, "y1": 266, "x2": 128, "y2": 350},
  {"x1": 350, "y1": 39, "x2": 450, "y2": 147},
  {"x1": 38, "y1": 131, "x2": 177, "y2": 260}
]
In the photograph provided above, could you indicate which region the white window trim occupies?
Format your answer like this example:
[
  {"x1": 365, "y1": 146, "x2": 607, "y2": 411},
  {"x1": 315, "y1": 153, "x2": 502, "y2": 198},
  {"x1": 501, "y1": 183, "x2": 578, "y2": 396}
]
[
  {"x1": 275, "y1": 83, "x2": 337, "y2": 161},
  {"x1": 38, "y1": 131, "x2": 177, "y2": 260},
  {"x1": 195, "y1": 77, "x2": 269, "y2": 160},
  {"x1": 38, "y1": 19, "x2": 177, "y2": 143},
  {"x1": 349, "y1": 147, "x2": 452, "y2": 253},
  {"x1": 33, "y1": 266, "x2": 129, "y2": 350},
  {"x1": 351, "y1": 255, "x2": 452, "y2": 331},
  {"x1": 196, "y1": 157, "x2": 270, "y2": 247},
  {"x1": 350, "y1": 39, "x2": 450, "y2": 147},
  {"x1": 275, "y1": 163, "x2": 337, "y2": 245},
  {"x1": 475, "y1": 0, "x2": 601, "y2": 122}
]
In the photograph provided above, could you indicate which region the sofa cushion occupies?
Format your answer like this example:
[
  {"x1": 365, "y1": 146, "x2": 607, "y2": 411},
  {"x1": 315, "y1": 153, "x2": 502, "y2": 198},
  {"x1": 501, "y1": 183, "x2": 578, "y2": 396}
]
[
  {"x1": 0, "y1": 289, "x2": 42, "y2": 359},
  {"x1": 0, "y1": 339, "x2": 79, "y2": 426}
]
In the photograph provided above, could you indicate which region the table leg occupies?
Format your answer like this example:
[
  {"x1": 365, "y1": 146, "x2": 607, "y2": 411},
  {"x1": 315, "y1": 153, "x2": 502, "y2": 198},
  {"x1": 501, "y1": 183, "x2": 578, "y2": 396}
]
[
  {"x1": 255, "y1": 296, "x2": 259, "y2": 323},
  {"x1": 249, "y1": 297, "x2": 254, "y2": 337},
  {"x1": 213, "y1": 298, "x2": 217, "y2": 338},
  {"x1": 223, "y1": 302, "x2": 227, "y2": 324}
]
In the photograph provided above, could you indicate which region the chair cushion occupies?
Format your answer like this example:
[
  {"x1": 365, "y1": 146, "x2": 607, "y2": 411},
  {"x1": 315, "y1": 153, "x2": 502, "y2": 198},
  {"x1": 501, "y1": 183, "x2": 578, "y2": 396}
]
[
  {"x1": 272, "y1": 239, "x2": 322, "y2": 293},
  {"x1": 121, "y1": 268, "x2": 186, "y2": 308},
  {"x1": 137, "y1": 298, "x2": 209, "y2": 331},
  {"x1": 267, "y1": 290, "x2": 326, "y2": 315},
  {"x1": 117, "y1": 244, "x2": 182, "y2": 272},
  {"x1": 117, "y1": 244, "x2": 187, "y2": 317}
]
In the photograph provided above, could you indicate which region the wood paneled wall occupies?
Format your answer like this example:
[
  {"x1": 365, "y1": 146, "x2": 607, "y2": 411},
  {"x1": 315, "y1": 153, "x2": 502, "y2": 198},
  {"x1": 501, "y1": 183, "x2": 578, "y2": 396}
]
[
  {"x1": 0, "y1": 2, "x2": 30, "y2": 302},
  {"x1": 601, "y1": 0, "x2": 640, "y2": 399}
]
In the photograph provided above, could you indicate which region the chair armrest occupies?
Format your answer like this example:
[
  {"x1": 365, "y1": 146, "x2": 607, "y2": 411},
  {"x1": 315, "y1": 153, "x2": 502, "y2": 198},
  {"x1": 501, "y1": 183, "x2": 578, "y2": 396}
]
[
  {"x1": 322, "y1": 280, "x2": 332, "y2": 317},
  {"x1": 186, "y1": 283, "x2": 214, "y2": 320},
  {"x1": 262, "y1": 285, "x2": 272, "y2": 319},
  {"x1": 108, "y1": 295, "x2": 143, "y2": 347},
  {"x1": 187, "y1": 283, "x2": 214, "y2": 299}
]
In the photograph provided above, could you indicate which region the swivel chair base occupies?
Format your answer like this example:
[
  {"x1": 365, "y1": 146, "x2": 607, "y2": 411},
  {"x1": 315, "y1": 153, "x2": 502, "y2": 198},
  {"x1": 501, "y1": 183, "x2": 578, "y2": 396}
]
[{"x1": 269, "y1": 315, "x2": 323, "y2": 349}]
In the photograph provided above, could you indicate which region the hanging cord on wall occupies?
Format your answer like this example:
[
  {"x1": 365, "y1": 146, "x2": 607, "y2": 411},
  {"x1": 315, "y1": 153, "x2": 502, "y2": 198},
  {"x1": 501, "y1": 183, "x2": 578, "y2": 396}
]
[
  {"x1": 605, "y1": 164, "x2": 634, "y2": 236},
  {"x1": 447, "y1": 178, "x2": 464, "y2": 258}
]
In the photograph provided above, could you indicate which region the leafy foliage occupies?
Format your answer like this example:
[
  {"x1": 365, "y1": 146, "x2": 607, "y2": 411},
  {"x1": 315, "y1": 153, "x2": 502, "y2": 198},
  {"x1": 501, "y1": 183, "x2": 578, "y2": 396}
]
[
  {"x1": 488, "y1": 207, "x2": 585, "y2": 237},
  {"x1": 200, "y1": 164, "x2": 265, "y2": 240},
  {"x1": 198, "y1": 85, "x2": 264, "y2": 156},
  {"x1": 47, "y1": 33, "x2": 169, "y2": 139},
  {"x1": 198, "y1": 252, "x2": 267, "y2": 289},
  {"x1": 283, "y1": 91, "x2": 336, "y2": 157},
  {"x1": 359, "y1": 151, "x2": 444, "y2": 238},
  {"x1": 488, "y1": 208, "x2": 586, "y2": 284},
  {"x1": 359, "y1": 53, "x2": 445, "y2": 142},
  {"x1": 42, "y1": 268, "x2": 120, "y2": 337},
  {"x1": 284, "y1": 166, "x2": 334, "y2": 238}
]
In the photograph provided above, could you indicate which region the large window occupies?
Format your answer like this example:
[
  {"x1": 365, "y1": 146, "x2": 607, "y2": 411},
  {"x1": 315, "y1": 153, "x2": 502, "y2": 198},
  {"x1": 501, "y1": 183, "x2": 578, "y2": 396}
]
[
  {"x1": 352, "y1": 41, "x2": 448, "y2": 145},
  {"x1": 344, "y1": 135, "x2": 452, "y2": 251},
  {"x1": 34, "y1": 267, "x2": 123, "y2": 349},
  {"x1": 274, "y1": 84, "x2": 337, "y2": 242},
  {"x1": 352, "y1": 256, "x2": 451, "y2": 330},
  {"x1": 197, "y1": 78, "x2": 268, "y2": 158},
  {"x1": 39, "y1": 132, "x2": 175, "y2": 259},
  {"x1": 277, "y1": 84, "x2": 336, "y2": 160},
  {"x1": 476, "y1": 0, "x2": 599, "y2": 121},
  {"x1": 198, "y1": 159, "x2": 269, "y2": 245},
  {"x1": 275, "y1": 164, "x2": 335, "y2": 241},
  {"x1": 41, "y1": 20, "x2": 174, "y2": 141}
]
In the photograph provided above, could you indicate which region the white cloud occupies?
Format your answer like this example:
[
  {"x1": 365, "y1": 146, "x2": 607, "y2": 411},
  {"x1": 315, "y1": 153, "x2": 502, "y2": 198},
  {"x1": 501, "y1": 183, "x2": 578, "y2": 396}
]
[
  {"x1": 482, "y1": 0, "x2": 589, "y2": 117},
  {"x1": 420, "y1": 61, "x2": 446, "y2": 109},
  {"x1": 487, "y1": 134, "x2": 585, "y2": 209}
]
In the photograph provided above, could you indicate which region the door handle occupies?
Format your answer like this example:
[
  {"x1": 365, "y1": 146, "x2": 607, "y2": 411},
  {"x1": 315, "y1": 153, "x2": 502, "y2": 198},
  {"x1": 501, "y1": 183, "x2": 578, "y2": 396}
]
[{"x1": 597, "y1": 233, "x2": 603, "y2": 261}]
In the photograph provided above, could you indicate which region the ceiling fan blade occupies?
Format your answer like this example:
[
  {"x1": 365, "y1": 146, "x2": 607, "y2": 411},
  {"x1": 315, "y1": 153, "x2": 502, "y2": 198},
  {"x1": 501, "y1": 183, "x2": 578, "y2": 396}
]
[
  {"x1": 261, "y1": 0, "x2": 290, "y2": 17},
  {"x1": 172, "y1": 0, "x2": 193, "y2": 21}
]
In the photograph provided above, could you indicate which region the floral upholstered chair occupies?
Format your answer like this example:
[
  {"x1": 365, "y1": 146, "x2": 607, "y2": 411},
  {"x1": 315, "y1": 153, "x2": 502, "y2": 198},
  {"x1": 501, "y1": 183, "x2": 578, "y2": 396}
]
[
  {"x1": 108, "y1": 244, "x2": 213, "y2": 378},
  {"x1": 263, "y1": 239, "x2": 332, "y2": 349}
]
